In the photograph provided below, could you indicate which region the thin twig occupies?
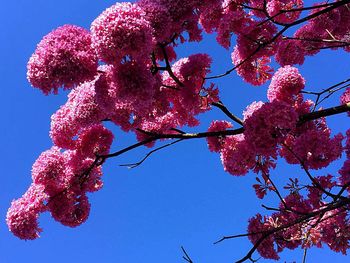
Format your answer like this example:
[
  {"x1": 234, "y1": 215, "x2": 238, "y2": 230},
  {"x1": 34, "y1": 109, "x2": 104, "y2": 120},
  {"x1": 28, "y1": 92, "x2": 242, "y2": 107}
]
[
  {"x1": 119, "y1": 139, "x2": 183, "y2": 168},
  {"x1": 181, "y1": 246, "x2": 194, "y2": 263},
  {"x1": 281, "y1": 142, "x2": 339, "y2": 200},
  {"x1": 302, "y1": 248, "x2": 308, "y2": 263}
]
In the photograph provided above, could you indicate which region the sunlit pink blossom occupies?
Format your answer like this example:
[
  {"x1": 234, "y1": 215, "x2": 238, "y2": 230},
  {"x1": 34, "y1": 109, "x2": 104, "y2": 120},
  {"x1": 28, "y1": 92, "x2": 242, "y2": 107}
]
[
  {"x1": 267, "y1": 65, "x2": 305, "y2": 104},
  {"x1": 6, "y1": 184, "x2": 47, "y2": 240},
  {"x1": 91, "y1": 2, "x2": 154, "y2": 63},
  {"x1": 27, "y1": 25, "x2": 97, "y2": 95},
  {"x1": 207, "y1": 120, "x2": 233, "y2": 152}
]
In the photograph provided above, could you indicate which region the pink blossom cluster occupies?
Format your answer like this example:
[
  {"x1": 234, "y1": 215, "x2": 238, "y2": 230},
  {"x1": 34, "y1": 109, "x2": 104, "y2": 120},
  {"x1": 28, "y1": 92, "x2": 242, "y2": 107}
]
[
  {"x1": 7, "y1": 124, "x2": 113, "y2": 239},
  {"x1": 280, "y1": 98, "x2": 344, "y2": 170},
  {"x1": 6, "y1": 184, "x2": 47, "y2": 240},
  {"x1": 207, "y1": 100, "x2": 299, "y2": 176},
  {"x1": 341, "y1": 87, "x2": 350, "y2": 116},
  {"x1": 90, "y1": 2, "x2": 154, "y2": 64},
  {"x1": 248, "y1": 176, "x2": 350, "y2": 259},
  {"x1": 15, "y1": 0, "x2": 225, "y2": 239},
  {"x1": 199, "y1": 0, "x2": 350, "y2": 85},
  {"x1": 267, "y1": 66, "x2": 305, "y2": 104},
  {"x1": 26, "y1": 0, "x2": 350, "y2": 93},
  {"x1": 207, "y1": 120, "x2": 233, "y2": 152},
  {"x1": 208, "y1": 68, "x2": 344, "y2": 178},
  {"x1": 161, "y1": 54, "x2": 214, "y2": 126},
  {"x1": 11, "y1": 2, "x2": 350, "y2": 258},
  {"x1": 339, "y1": 129, "x2": 350, "y2": 189},
  {"x1": 27, "y1": 25, "x2": 98, "y2": 95},
  {"x1": 266, "y1": 0, "x2": 304, "y2": 23},
  {"x1": 50, "y1": 78, "x2": 107, "y2": 149}
]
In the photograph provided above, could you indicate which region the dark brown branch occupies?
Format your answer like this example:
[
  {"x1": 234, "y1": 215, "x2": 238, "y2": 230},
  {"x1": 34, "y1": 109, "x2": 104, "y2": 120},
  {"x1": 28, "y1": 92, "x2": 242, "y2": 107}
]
[
  {"x1": 159, "y1": 44, "x2": 185, "y2": 87},
  {"x1": 101, "y1": 103, "x2": 350, "y2": 161},
  {"x1": 298, "y1": 102, "x2": 350, "y2": 124},
  {"x1": 211, "y1": 101, "x2": 244, "y2": 125},
  {"x1": 261, "y1": 204, "x2": 282, "y2": 212},
  {"x1": 313, "y1": 85, "x2": 350, "y2": 108}
]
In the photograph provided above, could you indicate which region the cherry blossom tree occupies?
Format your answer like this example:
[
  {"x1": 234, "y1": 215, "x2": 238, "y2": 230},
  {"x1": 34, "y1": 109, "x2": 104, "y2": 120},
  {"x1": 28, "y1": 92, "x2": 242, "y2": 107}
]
[{"x1": 7, "y1": 0, "x2": 350, "y2": 262}]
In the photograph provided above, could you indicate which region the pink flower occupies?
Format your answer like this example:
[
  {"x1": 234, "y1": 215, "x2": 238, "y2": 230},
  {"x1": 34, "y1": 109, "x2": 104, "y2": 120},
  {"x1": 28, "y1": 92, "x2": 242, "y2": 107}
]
[
  {"x1": 91, "y1": 2, "x2": 154, "y2": 64},
  {"x1": 153, "y1": 45, "x2": 177, "y2": 62},
  {"x1": 106, "y1": 61, "x2": 159, "y2": 114},
  {"x1": 161, "y1": 53, "x2": 213, "y2": 127},
  {"x1": 266, "y1": 0, "x2": 303, "y2": 24},
  {"x1": 199, "y1": 0, "x2": 224, "y2": 34},
  {"x1": 31, "y1": 146, "x2": 67, "y2": 195},
  {"x1": 50, "y1": 78, "x2": 105, "y2": 149},
  {"x1": 281, "y1": 130, "x2": 344, "y2": 170},
  {"x1": 220, "y1": 134, "x2": 256, "y2": 176},
  {"x1": 65, "y1": 153, "x2": 103, "y2": 193},
  {"x1": 242, "y1": 100, "x2": 264, "y2": 121},
  {"x1": 75, "y1": 124, "x2": 114, "y2": 160},
  {"x1": 293, "y1": 23, "x2": 325, "y2": 56},
  {"x1": 339, "y1": 160, "x2": 350, "y2": 189},
  {"x1": 244, "y1": 101, "x2": 298, "y2": 156},
  {"x1": 216, "y1": 9, "x2": 248, "y2": 49},
  {"x1": 341, "y1": 87, "x2": 350, "y2": 104},
  {"x1": 307, "y1": 175, "x2": 336, "y2": 208},
  {"x1": 340, "y1": 87, "x2": 350, "y2": 116},
  {"x1": 247, "y1": 213, "x2": 280, "y2": 260},
  {"x1": 236, "y1": 20, "x2": 278, "y2": 59},
  {"x1": 6, "y1": 184, "x2": 47, "y2": 240},
  {"x1": 318, "y1": 209, "x2": 350, "y2": 254},
  {"x1": 48, "y1": 191, "x2": 90, "y2": 227},
  {"x1": 27, "y1": 25, "x2": 97, "y2": 95},
  {"x1": 206, "y1": 120, "x2": 233, "y2": 152},
  {"x1": 275, "y1": 39, "x2": 305, "y2": 66},
  {"x1": 232, "y1": 47, "x2": 274, "y2": 86},
  {"x1": 138, "y1": 0, "x2": 173, "y2": 42},
  {"x1": 267, "y1": 66, "x2": 305, "y2": 104}
]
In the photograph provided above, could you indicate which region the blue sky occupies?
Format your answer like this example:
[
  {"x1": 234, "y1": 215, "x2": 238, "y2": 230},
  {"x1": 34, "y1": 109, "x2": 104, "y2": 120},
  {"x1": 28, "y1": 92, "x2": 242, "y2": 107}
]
[{"x1": 1, "y1": 1, "x2": 349, "y2": 263}]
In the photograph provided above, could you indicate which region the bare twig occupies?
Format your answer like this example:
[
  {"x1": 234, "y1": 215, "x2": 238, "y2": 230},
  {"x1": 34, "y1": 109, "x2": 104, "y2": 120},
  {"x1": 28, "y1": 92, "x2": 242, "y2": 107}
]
[
  {"x1": 302, "y1": 248, "x2": 308, "y2": 263},
  {"x1": 119, "y1": 139, "x2": 183, "y2": 168},
  {"x1": 181, "y1": 246, "x2": 194, "y2": 263}
]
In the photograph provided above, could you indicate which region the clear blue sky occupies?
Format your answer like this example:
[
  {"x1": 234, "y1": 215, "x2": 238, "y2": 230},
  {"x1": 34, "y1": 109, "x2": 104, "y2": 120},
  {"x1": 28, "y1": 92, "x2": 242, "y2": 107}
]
[{"x1": 1, "y1": 1, "x2": 349, "y2": 262}]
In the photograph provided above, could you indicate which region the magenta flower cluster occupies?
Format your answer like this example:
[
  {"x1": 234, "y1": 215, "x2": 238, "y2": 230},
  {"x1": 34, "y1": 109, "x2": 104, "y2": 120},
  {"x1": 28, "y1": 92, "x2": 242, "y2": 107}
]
[
  {"x1": 27, "y1": 25, "x2": 98, "y2": 95},
  {"x1": 8, "y1": 0, "x2": 350, "y2": 260},
  {"x1": 7, "y1": 125, "x2": 113, "y2": 238}
]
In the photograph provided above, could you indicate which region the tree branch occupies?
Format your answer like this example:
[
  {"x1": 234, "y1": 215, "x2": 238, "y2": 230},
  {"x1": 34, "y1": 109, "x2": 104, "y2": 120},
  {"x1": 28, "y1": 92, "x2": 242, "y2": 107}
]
[
  {"x1": 119, "y1": 139, "x2": 184, "y2": 168},
  {"x1": 211, "y1": 101, "x2": 244, "y2": 125},
  {"x1": 205, "y1": 0, "x2": 350, "y2": 80},
  {"x1": 235, "y1": 198, "x2": 350, "y2": 263},
  {"x1": 181, "y1": 246, "x2": 194, "y2": 263}
]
